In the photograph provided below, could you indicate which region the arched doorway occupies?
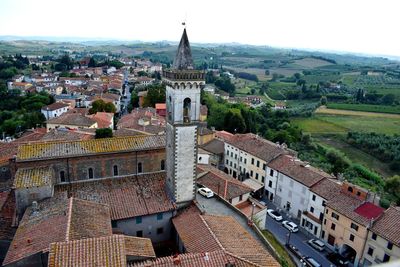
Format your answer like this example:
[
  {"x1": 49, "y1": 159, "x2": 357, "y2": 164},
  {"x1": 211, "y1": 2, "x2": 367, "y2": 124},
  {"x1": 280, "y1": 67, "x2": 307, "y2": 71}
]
[{"x1": 340, "y1": 244, "x2": 357, "y2": 264}]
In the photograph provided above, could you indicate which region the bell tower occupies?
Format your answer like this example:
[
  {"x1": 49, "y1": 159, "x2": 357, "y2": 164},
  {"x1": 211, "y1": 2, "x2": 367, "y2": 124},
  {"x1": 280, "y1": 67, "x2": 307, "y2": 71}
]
[{"x1": 163, "y1": 28, "x2": 205, "y2": 207}]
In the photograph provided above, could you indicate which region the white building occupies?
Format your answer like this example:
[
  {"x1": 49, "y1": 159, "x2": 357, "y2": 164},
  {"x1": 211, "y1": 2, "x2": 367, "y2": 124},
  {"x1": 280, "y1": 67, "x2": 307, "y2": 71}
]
[
  {"x1": 41, "y1": 102, "x2": 70, "y2": 120},
  {"x1": 300, "y1": 178, "x2": 341, "y2": 238},
  {"x1": 265, "y1": 154, "x2": 333, "y2": 219},
  {"x1": 221, "y1": 133, "x2": 290, "y2": 195}
]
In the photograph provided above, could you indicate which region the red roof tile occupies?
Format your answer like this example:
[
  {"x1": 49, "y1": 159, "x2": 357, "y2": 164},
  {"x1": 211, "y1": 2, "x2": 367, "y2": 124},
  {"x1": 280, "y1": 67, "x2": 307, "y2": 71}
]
[
  {"x1": 197, "y1": 165, "x2": 252, "y2": 200},
  {"x1": 172, "y1": 204, "x2": 279, "y2": 266},
  {"x1": 3, "y1": 196, "x2": 112, "y2": 265},
  {"x1": 48, "y1": 235, "x2": 155, "y2": 267},
  {"x1": 55, "y1": 173, "x2": 175, "y2": 220},
  {"x1": 371, "y1": 206, "x2": 400, "y2": 246},
  {"x1": 269, "y1": 155, "x2": 332, "y2": 187},
  {"x1": 225, "y1": 133, "x2": 290, "y2": 164},
  {"x1": 354, "y1": 202, "x2": 384, "y2": 220},
  {"x1": 131, "y1": 250, "x2": 258, "y2": 267}
]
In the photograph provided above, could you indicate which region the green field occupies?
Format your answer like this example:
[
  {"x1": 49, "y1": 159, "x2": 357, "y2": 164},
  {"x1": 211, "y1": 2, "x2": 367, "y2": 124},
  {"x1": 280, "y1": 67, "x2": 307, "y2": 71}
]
[
  {"x1": 292, "y1": 114, "x2": 400, "y2": 135},
  {"x1": 326, "y1": 103, "x2": 400, "y2": 114},
  {"x1": 315, "y1": 136, "x2": 396, "y2": 178}
]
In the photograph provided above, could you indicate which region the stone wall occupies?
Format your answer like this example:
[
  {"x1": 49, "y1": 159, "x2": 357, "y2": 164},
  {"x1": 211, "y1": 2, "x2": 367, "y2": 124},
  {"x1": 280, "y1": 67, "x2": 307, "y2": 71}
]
[{"x1": 15, "y1": 149, "x2": 165, "y2": 183}]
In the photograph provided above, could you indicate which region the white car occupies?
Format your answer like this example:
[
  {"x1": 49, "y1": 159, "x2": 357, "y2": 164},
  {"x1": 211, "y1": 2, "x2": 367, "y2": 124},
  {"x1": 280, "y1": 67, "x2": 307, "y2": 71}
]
[
  {"x1": 282, "y1": 220, "x2": 299, "y2": 232},
  {"x1": 307, "y1": 239, "x2": 325, "y2": 252},
  {"x1": 198, "y1": 187, "x2": 214, "y2": 198},
  {"x1": 267, "y1": 209, "x2": 283, "y2": 221}
]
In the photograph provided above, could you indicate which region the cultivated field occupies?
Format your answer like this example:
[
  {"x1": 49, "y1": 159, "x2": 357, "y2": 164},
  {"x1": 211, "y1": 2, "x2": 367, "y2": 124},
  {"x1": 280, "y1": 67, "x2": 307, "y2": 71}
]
[
  {"x1": 326, "y1": 103, "x2": 400, "y2": 114},
  {"x1": 294, "y1": 57, "x2": 334, "y2": 68},
  {"x1": 316, "y1": 106, "x2": 400, "y2": 118}
]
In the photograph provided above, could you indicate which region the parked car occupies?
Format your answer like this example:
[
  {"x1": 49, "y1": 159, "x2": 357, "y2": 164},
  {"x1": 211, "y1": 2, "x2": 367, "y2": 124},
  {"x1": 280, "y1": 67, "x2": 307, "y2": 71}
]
[
  {"x1": 267, "y1": 209, "x2": 283, "y2": 221},
  {"x1": 304, "y1": 257, "x2": 322, "y2": 267},
  {"x1": 282, "y1": 220, "x2": 299, "y2": 232},
  {"x1": 307, "y1": 239, "x2": 325, "y2": 252},
  {"x1": 197, "y1": 187, "x2": 214, "y2": 198},
  {"x1": 327, "y1": 252, "x2": 350, "y2": 267}
]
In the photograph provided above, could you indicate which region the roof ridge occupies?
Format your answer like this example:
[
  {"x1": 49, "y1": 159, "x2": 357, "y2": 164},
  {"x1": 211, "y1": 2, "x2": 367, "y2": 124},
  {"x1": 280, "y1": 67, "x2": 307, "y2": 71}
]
[
  {"x1": 199, "y1": 214, "x2": 224, "y2": 251},
  {"x1": 65, "y1": 197, "x2": 74, "y2": 242}
]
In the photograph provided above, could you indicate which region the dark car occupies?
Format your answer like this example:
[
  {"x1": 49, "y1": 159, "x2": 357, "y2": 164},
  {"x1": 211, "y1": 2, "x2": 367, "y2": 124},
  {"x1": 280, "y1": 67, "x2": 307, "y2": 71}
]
[{"x1": 327, "y1": 252, "x2": 350, "y2": 267}]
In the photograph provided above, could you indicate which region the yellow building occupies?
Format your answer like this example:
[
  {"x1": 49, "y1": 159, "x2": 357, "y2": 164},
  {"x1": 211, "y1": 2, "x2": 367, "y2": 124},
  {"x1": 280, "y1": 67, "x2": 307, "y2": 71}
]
[{"x1": 322, "y1": 183, "x2": 384, "y2": 266}]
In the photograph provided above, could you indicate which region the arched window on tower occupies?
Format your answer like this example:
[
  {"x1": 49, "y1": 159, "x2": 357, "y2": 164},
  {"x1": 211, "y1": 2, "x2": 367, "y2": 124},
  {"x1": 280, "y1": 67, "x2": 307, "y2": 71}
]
[{"x1": 183, "y1": 97, "x2": 191, "y2": 123}]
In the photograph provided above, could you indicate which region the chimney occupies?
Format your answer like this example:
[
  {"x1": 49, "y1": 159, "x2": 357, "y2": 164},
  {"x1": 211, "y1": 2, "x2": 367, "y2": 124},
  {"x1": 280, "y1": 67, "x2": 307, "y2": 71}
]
[
  {"x1": 32, "y1": 201, "x2": 39, "y2": 212},
  {"x1": 173, "y1": 254, "x2": 181, "y2": 265},
  {"x1": 204, "y1": 252, "x2": 209, "y2": 261}
]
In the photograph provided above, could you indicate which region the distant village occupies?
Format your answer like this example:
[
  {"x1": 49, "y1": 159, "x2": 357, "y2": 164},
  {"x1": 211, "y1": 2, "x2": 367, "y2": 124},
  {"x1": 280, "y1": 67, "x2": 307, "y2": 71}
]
[{"x1": 0, "y1": 29, "x2": 399, "y2": 267}]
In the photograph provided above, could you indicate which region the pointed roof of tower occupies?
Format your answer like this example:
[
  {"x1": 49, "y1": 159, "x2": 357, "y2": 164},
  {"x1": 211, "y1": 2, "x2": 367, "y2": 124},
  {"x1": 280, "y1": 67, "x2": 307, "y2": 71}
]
[{"x1": 172, "y1": 28, "x2": 194, "y2": 70}]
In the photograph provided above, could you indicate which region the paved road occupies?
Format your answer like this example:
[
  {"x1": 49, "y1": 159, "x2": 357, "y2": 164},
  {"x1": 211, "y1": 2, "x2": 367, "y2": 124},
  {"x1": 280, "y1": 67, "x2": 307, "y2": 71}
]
[{"x1": 265, "y1": 215, "x2": 334, "y2": 267}]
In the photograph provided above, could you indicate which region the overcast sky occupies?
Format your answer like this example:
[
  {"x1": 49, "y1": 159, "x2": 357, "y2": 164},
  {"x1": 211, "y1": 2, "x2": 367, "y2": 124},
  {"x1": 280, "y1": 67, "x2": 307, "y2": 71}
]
[{"x1": 0, "y1": 0, "x2": 399, "y2": 56}]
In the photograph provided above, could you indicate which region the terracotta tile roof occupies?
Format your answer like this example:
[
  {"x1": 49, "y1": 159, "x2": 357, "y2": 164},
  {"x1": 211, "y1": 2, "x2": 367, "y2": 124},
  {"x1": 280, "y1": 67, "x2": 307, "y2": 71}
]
[
  {"x1": 200, "y1": 139, "x2": 224, "y2": 155},
  {"x1": 130, "y1": 250, "x2": 259, "y2": 267},
  {"x1": 215, "y1": 130, "x2": 234, "y2": 141},
  {"x1": 16, "y1": 135, "x2": 165, "y2": 161},
  {"x1": 172, "y1": 205, "x2": 279, "y2": 266},
  {"x1": 13, "y1": 128, "x2": 47, "y2": 143},
  {"x1": 225, "y1": 133, "x2": 289, "y2": 164},
  {"x1": 310, "y1": 178, "x2": 342, "y2": 200},
  {"x1": 172, "y1": 205, "x2": 222, "y2": 253},
  {"x1": 41, "y1": 102, "x2": 70, "y2": 111},
  {"x1": 40, "y1": 129, "x2": 95, "y2": 141},
  {"x1": 46, "y1": 113, "x2": 97, "y2": 127},
  {"x1": 197, "y1": 165, "x2": 252, "y2": 200},
  {"x1": 269, "y1": 155, "x2": 332, "y2": 187},
  {"x1": 87, "y1": 112, "x2": 114, "y2": 128},
  {"x1": 13, "y1": 166, "x2": 54, "y2": 189},
  {"x1": 3, "y1": 196, "x2": 112, "y2": 265},
  {"x1": 117, "y1": 108, "x2": 166, "y2": 135},
  {"x1": 371, "y1": 206, "x2": 400, "y2": 246},
  {"x1": 55, "y1": 172, "x2": 175, "y2": 220},
  {"x1": 0, "y1": 191, "x2": 16, "y2": 241},
  {"x1": 203, "y1": 215, "x2": 279, "y2": 266},
  {"x1": 326, "y1": 193, "x2": 382, "y2": 226},
  {"x1": 114, "y1": 128, "x2": 144, "y2": 137},
  {"x1": 0, "y1": 142, "x2": 18, "y2": 165},
  {"x1": 48, "y1": 235, "x2": 155, "y2": 267}
]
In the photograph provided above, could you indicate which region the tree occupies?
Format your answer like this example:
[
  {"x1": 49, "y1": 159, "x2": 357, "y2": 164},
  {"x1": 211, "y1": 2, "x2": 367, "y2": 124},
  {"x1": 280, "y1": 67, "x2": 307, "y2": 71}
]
[
  {"x1": 381, "y1": 94, "x2": 395, "y2": 105},
  {"x1": 320, "y1": 96, "x2": 327, "y2": 105},
  {"x1": 265, "y1": 70, "x2": 270, "y2": 75},
  {"x1": 89, "y1": 99, "x2": 117, "y2": 114},
  {"x1": 326, "y1": 149, "x2": 350, "y2": 175},
  {"x1": 224, "y1": 108, "x2": 246, "y2": 133},
  {"x1": 95, "y1": 128, "x2": 113, "y2": 139},
  {"x1": 88, "y1": 57, "x2": 97, "y2": 68},
  {"x1": 142, "y1": 84, "x2": 166, "y2": 108},
  {"x1": 384, "y1": 175, "x2": 400, "y2": 205}
]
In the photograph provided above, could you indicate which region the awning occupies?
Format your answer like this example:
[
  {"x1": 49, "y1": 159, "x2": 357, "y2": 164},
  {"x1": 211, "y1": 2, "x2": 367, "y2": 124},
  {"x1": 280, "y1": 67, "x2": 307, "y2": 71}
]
[{"x1": 242, "y1": 179, "x2": 264, "y2": 192}]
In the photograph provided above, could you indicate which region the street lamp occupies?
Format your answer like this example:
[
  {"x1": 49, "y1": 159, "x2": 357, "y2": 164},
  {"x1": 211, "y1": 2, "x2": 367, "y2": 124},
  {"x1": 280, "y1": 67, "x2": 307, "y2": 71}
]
[{"x1": 286, "y1": 231, "x2": 292, "y2": 245}]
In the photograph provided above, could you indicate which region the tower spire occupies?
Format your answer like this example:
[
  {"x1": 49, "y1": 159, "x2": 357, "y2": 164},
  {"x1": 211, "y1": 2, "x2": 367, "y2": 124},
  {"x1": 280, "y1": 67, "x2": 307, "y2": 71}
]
[{"x1": 172, "y1": 28, "x2": 194, "y2": 70}]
